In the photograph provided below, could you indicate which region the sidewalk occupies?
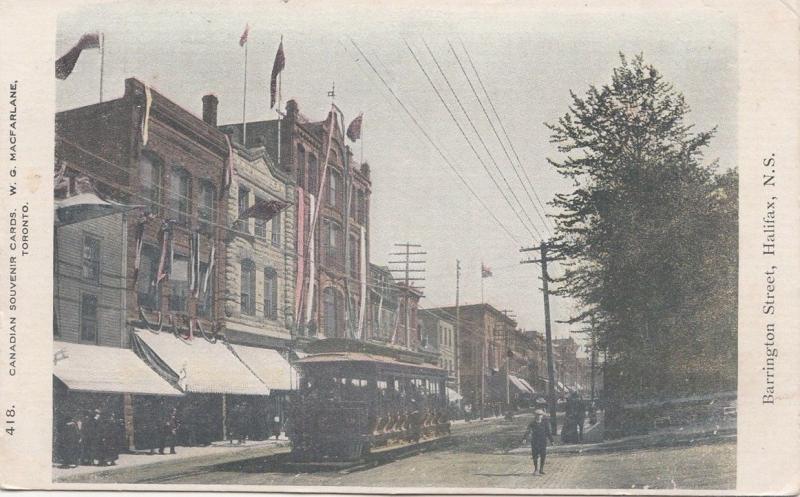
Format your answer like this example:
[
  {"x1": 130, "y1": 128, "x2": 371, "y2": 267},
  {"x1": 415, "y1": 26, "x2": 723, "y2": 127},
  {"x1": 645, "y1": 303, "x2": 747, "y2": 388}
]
[
  {"x1": 53, "y1": 437, "x2": 290, "y2": 482},
  {"x1": 545, "y1": 416, "x2": 735, "y2": 455}
]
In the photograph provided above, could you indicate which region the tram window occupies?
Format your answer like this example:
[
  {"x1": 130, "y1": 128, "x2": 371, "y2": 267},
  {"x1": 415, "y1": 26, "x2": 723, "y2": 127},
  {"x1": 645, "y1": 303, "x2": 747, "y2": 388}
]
[{"x1": 377, "y1": 380, "x2": 388, "y2": 390}]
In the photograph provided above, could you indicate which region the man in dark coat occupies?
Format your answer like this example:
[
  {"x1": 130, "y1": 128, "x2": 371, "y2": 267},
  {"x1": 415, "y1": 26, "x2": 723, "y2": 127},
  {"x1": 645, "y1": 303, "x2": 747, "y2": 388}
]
[
  {"x1": 523, "y1": 409, "x2": 554, "y2": 475},
  {"x1": 159, "y1": 407, "x2": 179, "y2": 454}
]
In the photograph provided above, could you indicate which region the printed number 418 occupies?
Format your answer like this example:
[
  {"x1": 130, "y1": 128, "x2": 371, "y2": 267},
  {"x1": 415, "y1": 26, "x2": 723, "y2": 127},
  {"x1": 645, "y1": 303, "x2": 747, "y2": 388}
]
[{"x1": 5, "y1": 407, "x2": 15, "y2": 436}]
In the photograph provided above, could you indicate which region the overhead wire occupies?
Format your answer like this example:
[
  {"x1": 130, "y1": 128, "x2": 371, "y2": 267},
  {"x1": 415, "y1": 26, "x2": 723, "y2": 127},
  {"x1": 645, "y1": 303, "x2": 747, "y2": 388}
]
[
  {"x1": 448, "y1": 40, "x2": 551, "y2": 237},
  {"x1": 404, "y1": 38, "x2": 541, "y2": 243},
  {"x1": 458, "y1": 39, "x2": 554, "y2": 233},
  {"x1": 347, "y1": 38, "x2": 522, "y2": 246}
]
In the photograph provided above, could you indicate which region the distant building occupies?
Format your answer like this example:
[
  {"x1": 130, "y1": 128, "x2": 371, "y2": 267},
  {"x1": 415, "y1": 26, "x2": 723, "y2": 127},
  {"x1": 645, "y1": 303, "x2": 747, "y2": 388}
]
[{"x1": 419, "y1": 309, "x2": 458, "y2": 390}]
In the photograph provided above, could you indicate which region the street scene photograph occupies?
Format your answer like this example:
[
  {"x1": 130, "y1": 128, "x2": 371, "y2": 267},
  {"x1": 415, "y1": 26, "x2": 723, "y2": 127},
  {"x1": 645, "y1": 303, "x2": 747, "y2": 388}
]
[{"x1": 50, "y1": 1, "x2": 738, "y2": 491}]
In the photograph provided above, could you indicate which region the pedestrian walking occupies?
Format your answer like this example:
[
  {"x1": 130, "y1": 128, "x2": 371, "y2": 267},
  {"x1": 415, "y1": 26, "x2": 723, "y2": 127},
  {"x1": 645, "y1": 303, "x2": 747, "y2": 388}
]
[
  {"x1": 522, "y1": 409, "x2": 554, "y2": 475},
  {"x1": 83, "y1": 409, "x2": 102, "y2": 465},
  {"x1": 99, "y1": 411, "x2": 120, "y2": 465},
  {"x1": 59, "y1": 415, "x2": 82, "y2": 468},
  {"x1": 159, "y1": 407, "x2": 179, "y2": 455}
]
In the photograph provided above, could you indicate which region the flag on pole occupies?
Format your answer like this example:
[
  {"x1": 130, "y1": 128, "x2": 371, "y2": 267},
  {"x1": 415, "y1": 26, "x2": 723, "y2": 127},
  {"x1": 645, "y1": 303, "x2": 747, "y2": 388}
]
[
  {"x1": 239, "y1": 24, "x2": 249, "y2": 47},
  {"x1": 56, "y1": 32, "x2": 101, "y2": 79},
  {"x1": 346, "y1": 113, "x2": 363, "y2": 142},
  {"x1": 237, "y1": 198, "x2": 288, "y2": 222},
  {"x1": 481, "y1": 263, "x2": 493, "y2": 278},
  {"x1": 270, "y1": 40, "x2": 285, "y2": 108}
]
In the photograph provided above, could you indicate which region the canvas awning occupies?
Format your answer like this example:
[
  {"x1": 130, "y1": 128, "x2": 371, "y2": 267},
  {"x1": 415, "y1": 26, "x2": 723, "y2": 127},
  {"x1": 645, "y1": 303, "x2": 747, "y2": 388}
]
[
  {"x1": 229, "y1": 344, "x2": 298, "y2": 392},
  {"x1": 133, "y1": 330, "x2": 267, "y2": 396},
  {"x1": 53, "y1": 341, "x2": 182, "y2": 396},
  {"x1": 508, "y1": 375, "x2": 535, "y2": 395},
  {"x1": 446, "y1": 387, "x2": 463, "y2": 402},
  {"x1": 518, "y1": 377, "x2": 537, "y2": 395}
]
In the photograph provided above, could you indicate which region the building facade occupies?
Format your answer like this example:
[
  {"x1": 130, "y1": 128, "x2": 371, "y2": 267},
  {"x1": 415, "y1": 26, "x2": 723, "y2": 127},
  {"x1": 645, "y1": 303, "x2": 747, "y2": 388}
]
[
  {"x1": 419, "y1": 310, "x2": 458, "y2": 390},
  {"x1": 221, "y1": 100, "x2": 372, "y2": 346}
]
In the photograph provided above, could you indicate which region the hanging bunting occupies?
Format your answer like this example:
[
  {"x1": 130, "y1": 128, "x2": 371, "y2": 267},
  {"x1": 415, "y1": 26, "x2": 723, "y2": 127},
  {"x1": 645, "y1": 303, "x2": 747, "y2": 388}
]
[{"x1": 141, "y1": 85, "x2": 152, "y2": 146}]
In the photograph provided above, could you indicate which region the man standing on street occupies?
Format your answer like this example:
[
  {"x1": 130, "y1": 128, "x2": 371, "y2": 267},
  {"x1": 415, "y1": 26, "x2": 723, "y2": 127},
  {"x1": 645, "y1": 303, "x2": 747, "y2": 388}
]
[{"x1": 523, "y1": 409, "x2": 554, "y2": 475}]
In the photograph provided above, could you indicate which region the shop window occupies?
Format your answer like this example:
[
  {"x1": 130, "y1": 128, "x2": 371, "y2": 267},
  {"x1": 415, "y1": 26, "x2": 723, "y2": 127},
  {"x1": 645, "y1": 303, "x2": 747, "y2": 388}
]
[
  {"x1": 240, "y1": 259, "x2": 256, "y2": 315},
  {"x1": 264, "y1": 268, "x2": 278, "y2": 319},
  {"x1": 80, "y1": 293, "x2": 98, "y2": 343},
  {"x1": 199, "y1": 180, "x2": 214, "y2": 230},
  {"x1": 139, "y1": 152, "x2": 162, "y2": 215},
  {"x1": 137, "y1": 245, "x2": 160, "y2": 310},
  {"x1": 170, "y1": 167, "x2": 190, "y2": 225},
  {"x1": 82, "y1": 235, "x2": 100, "y2": 282},
  {"x1": 169, "y1": 255, "x2": 189, "y2": 312},
  {"x1": 197, "y1": 261, "x2": 213, "y2": 318}
]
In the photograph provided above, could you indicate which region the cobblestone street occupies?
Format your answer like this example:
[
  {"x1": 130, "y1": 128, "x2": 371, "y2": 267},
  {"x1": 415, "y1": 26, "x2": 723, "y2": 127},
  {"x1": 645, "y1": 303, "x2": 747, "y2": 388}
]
[{"x1": 63, "y1": 414, "x2": 735, "y2": 490}]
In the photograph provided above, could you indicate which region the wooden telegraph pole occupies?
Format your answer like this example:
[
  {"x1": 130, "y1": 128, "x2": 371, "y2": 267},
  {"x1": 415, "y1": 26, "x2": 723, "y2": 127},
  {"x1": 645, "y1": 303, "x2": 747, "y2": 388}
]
[{"x1": 521, "y1": 240, "x2": 563, "y2": 434}]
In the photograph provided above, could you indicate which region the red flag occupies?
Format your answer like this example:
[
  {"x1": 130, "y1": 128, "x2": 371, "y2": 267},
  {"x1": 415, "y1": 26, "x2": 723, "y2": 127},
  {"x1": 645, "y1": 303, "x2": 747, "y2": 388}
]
[
  {"x1": 239, "y1": 24, "x2": 249, "y2": 47},
  {"x1": 270, "y1": 40, "x2": 285, "y2": 108},
  {"x1": 56, "y1": 32, "x2": 101, "y2": 80},
  {"x1": 239, "y1": 198, "x2": 288, "y2": 221},
  {"x1": 346, "y1": 113, "x2": 363, "y2": 142}
]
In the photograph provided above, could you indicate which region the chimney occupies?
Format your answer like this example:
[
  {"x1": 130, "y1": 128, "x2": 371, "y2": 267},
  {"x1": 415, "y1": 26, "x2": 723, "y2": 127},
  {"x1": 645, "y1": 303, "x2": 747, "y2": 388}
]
[
  {"x1": 202, "y1": 94, "x2": 218, "y2": 127},
  {"x1": 285, "y1": 99, "x2": 299, "y2": 121}
]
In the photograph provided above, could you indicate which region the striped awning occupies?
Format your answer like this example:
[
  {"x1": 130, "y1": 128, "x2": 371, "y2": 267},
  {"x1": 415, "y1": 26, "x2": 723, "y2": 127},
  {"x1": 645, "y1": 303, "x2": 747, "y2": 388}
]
[{"x1": 229, "y1": 344, "x2": 298, "y2": 392}]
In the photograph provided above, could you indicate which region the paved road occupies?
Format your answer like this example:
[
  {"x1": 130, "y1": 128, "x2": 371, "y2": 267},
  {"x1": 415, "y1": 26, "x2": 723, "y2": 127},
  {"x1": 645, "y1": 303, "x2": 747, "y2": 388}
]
[{"x1": 67, "y1": 414, "x2": 735, "y2": 490}]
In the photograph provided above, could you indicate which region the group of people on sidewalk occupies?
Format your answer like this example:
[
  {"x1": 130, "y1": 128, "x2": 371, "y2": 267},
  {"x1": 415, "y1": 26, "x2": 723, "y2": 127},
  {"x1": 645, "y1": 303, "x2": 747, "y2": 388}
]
[{"x1": 55, "y1": 409, "x2": 125, "y2": 468}]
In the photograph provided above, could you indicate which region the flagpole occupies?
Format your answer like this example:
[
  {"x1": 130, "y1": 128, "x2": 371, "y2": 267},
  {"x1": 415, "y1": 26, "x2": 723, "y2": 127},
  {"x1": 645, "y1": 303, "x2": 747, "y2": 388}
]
[
  {"x1": 360, "y1": 115, "x2": 364, "y2": 165},
  {"x1": 99, "y1": 33, "x2": 105, "y2": 102},
  {"x1": 242, "y1": 39, "x2": 248, "y2": 146},
  {"x1": 481, "y1": 262, "x2": 485, "y2": 304},
  {"x1": 276, "y1": 35, "x2": 283, "y2": 167}
]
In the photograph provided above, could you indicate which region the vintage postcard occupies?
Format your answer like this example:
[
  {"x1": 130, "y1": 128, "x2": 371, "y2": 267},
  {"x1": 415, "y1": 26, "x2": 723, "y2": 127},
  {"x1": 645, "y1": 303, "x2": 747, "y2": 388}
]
[{"x1": 0, "y1": 0, "x2": 798, "y2": 494}]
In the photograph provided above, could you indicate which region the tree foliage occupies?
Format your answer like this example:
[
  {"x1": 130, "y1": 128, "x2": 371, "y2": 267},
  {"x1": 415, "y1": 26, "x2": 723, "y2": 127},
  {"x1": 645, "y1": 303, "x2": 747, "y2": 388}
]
[{"x1": 546, "y1": 54, "x2": 737, "y2": 402}]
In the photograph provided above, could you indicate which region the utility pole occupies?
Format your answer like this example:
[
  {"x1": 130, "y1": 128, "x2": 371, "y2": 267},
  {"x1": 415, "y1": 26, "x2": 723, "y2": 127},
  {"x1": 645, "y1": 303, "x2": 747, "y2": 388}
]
[
  {"x1": 521, "y1": 240, "x2": 563, "y2": 434},
  {"x1": 455, "y1": 259, "x2": 461, "y2": 393},
  {"x1": 590, "y1": 315, "x2": 597, "y2": 409},
  {"x1": 389, "y1": 243, "x2": 426, "y2": 347}
]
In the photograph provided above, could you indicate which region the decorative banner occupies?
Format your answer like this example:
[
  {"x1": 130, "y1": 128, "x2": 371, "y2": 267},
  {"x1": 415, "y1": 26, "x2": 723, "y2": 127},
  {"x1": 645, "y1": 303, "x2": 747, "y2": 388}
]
[
  {"x1": 294, "y1": 187, "x2": 305, "y2": 320},
  {"x1": 270, "y1": 39, "x2": 285, "y2": 109},
  {"x1": 357, "y1": 226, "x2": 367, "y2": 338},
  {"x1": 141, "y1": 85, "x2": 152, "y2": 146},
  {"x1": 304, "y1": 194, "x2": 316, "y2": 330},
  {"x1": 202, "y1": 244, "x2": 215, "y2": 294}
]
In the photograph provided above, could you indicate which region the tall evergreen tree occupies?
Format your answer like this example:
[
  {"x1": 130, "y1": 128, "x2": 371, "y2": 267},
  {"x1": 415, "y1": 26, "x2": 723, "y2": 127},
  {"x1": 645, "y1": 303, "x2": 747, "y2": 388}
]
[{"x1": 546, "y1": 54, "x2": 737, "y2": 410}]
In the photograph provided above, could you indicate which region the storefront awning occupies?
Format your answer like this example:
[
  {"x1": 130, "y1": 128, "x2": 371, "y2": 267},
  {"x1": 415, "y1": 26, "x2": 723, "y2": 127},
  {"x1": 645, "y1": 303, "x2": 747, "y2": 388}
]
[
  {"x1": 53, "y1": 341, "x2": 182, "y2": 396},
  {"x1": 133, "y1": 330, "x2": 267, "y2": 396},
  {"x1": 508, "y1": 375, "x2": 535, "y2": 395},
  {"x1": 446, "y1": 387, "x2": 463, "y2": 402},
  {"x1": 517, "y1": 377, "x2": 537, "y2": 395},
  {"x1": 229, "y1": 344, "x2": 298, "y2": 392}
]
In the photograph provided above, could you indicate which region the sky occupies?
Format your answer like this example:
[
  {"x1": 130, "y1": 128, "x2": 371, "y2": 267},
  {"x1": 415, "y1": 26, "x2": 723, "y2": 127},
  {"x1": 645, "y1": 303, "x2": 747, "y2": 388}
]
[{"x1": 56, "y1": 1, "x2": 737, "y2": 351}]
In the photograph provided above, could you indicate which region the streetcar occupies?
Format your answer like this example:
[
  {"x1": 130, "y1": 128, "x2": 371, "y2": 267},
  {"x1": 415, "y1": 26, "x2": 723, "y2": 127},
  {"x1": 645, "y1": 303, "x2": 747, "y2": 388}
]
[{"x1": 289, "y1": 339, "x2": 451, "y2": 462}]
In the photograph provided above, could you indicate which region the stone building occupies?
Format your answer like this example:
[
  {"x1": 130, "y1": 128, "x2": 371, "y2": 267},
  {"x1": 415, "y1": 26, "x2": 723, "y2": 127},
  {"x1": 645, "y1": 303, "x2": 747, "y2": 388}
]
[{"x1": 221, "y1": 100, "x2": 371, "y2": 346}]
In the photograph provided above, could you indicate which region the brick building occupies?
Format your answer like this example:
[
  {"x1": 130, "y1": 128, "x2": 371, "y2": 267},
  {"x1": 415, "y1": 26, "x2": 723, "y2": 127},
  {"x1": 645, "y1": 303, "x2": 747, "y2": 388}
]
[
  {"x1": 418, "y1": 309, "x2": 458, "y2": 391},
  {"x1": 54, "y1": 78, "x2": 267, "y2": 451},
  {"x1": 221, "y1": 100, "x2": 371, "y2": 346}
]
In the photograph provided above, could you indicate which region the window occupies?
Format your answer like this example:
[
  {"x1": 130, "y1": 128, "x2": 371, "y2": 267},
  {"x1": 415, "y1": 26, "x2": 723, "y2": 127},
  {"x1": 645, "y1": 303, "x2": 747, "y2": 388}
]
[
  {"x1": 350, "y1": 189, "x2": 357, "y2": 220},
  {"x1": 349, "y1": 234, "x2": 359, "y2": 278},
  {"x1": 80, "y1": 293, "x2": 98, "y2": 343},
  {"x1": 323, "y1": 287, "x2": 339, "y2": 336},
  {"x1": 357, "y1": 190, "x2": 366, "y2": 225},
  {"x1": 308, "y1": 154, "x2": 318, "y2": 195},
  {"x1": 82, "y1": 235, "x2": 100, "y2": 282},
  {"x1": 237, "y1": 187, "x2": 250, "y2": 233},
  {"x1": 137, "y1": 245, "x2": 160, "y2": 310},
  {"x1": 170, "y1": 167, "x2": 190, "y2": 225},
  {"x1": 240, "y1": 260, "x2": 256, "y2": 315},
  {"x1": 271, "y1": 212, "x2": 281, "y2": 247},
  {"x1": 297, "y1": 145, "x2": 306, "y2": 189},
  {"x1": 263, "y1": 268, "x2": 278, "y2": 319},
  {"x1": 254, "y1": 196, "x2": 267, "y2": 240},
  {"x1": 324, "y1": 220, "x2": 341, "y2": 268},
  {"x1": 139, "y1": 153, "x2": 162, "y2": 214},
  {"x1": 199, "y1": 180, "x2": 214, "y2": 230},
  {"x1": 169, "y1": 255, "x2": 189, "y2": 312},
  {"x1": 327, "y1": 169, "x2": 339, "y2": 208},
  {"x1": 197, "y1": 261, "x2": 213, "y2": 318}
]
